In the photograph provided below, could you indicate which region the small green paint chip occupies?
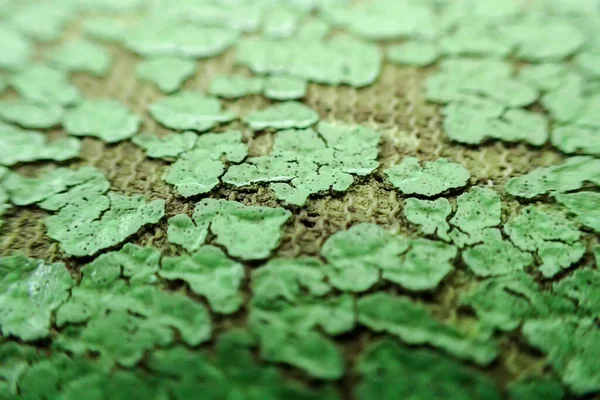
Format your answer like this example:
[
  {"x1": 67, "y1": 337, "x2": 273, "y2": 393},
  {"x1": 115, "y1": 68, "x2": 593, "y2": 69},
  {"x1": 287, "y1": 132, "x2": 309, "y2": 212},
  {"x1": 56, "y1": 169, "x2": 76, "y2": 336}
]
[
  {"x1": 46, "y1": 192, "x2": 165, "y2": 257},
  {"x1": 355, "y1": 339, "x2": 502, "y2": 400},
  {"x1": 136, "y1": 57, "x2": 197, "y2": 93},
  {"x1": 508, "y1": 377, "x2": 566, "y2": 400},
  {"x1": 0, "y1": 255, "x2": 73, "y2": 341},
  {"x1": 554, "y1": 268, "x2": 600, "y2": 319},
  {"x1": 87, "y1": 243, "x2": 161, "y2": 285},
  {"x1": 449, "y1": 187, "x2": 501, "y2": 247},
  {"x1": 149, "y1": 91, "x2": 236, "y2": 132},
  {"x1": 10, "y1": 4, "x2": 71, "y2": 43},
  {"x1": 64, "y1": 99, "x2": 141, "y2": 142},
  {"x1": 522, "y1": 318, "x2": 600, "y2": 395},
  {"x1": 555, "y1": 192, "x2": 600, "y2": 233},
  {"x1": 403, "y1": 197, "x2": 452, "y2": 241},
  {"x1": 518, "y1": 63, "x2": 569, "y2": 92},
  {"x1": 264, "y1": 75, "x2": 308, "y2": 101},
  {"x1": 460, "y1": 273, "x2": 575, "y2": 332},
  {"x1": 387, "y1": 41, "x2": 439, "y2": 67},
  {"x1": 48, "y1": 40, "x2": 113, "y2": 76},
  {"x1": 0, "y1": 125, "x2": 80, "y2": 166},
  {"x1": 82, "y1": 17, "x2": 129, "y2": 43},
  {"x1": 167, "y1": 214, "x2": 207, "y2": 252},
  {"x1": 358, "y1": 292, "x2": 497, "y2": 365},
  {"x1": 506, "y1": 157, "x2": 600, "y2": 199},
  {"x1": 245, "y1": 101, "x2": 319, "y2": 131},
  {"x1": 165, "y1": 130, "x2": 247, "y2": 197},
  {"x1": 161, "y1": 246, "x2": 245, "y2": 314},
  {"x1": 385, "y1": 157, "x2": 470, "y2": 197},
  {"x1": 0, "y1": 24, "x2": 33, "y2": 71},
  {"x1": 10, "y1": 65, "x2": 81, "y2": 105},
  {"x1": 125, "y1": 19, "x2": 238, "y2": 59},
  {"x1": 0, "y1": 101, "x2": 63, "y2": 129},
  {"x1": 438, "y1": 25, "x2": 513, "y2": 58},
  {"x1": 132, "y1": 131, "x2": 197, "y2": 160},
  {"x1": 209, "y1": 75, "x2": 264, "y2": 99},
  {"x1": 192, "y1": 198, "x2": 291, "y2": 260},
  {"x1": 551, "y1": 125, "x2": 600, "y2": 156}
]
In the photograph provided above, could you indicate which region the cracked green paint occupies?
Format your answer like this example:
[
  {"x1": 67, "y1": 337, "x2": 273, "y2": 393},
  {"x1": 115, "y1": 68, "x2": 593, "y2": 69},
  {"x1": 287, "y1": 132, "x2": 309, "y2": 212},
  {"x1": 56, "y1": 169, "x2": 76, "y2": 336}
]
[
  {"x1": 209, "y1": 75, "x2": 264, "y2": 99},
  {"x1": 551, "y1": 125, "x2": 600, "y2": 156},
  {"x1": 64, "y1": 99, "x2": 141, "y2": 143},
  {"x1": 85, "y1": 243, "x2": 161, "y2": 285},
  {"x1": 506, "y1": 157, "x2": 600, "y2": 199},
  {"x1": 189, "y1": 199, "x2": 291, "y2": 260},
  {"x1": 0, "y1": 24, "x2": 32, "y2": 71},
  {"x1": 125, "y1": 18, "x2": 238, "y2": 58},
  {"x1": 554, "y1": 268, "x2": 600, "y2": 321},
  {"x1": 161, "y1": 246, "x2": 245, "y2": 314},
  {"x1": 149, "y1": 91, "x2": 235, "y2": 132},
  {"x1": 136, "y1": 57, "x2": 197, "y2": 93},
  {"x1": 0, "y1": 101, "x2": 63, "y2": 129},
  {"x1": 82, "y1": 17, "x2": 129, "y2": 43},
  {"x1": 165, "y1": 130, "x2": 246, "y2": 197},
  {"x1": 508, "y1": 377, "x2": 566, "y2": 400},
  {"x1": 403, "y1": 197, "x2": 451, "y2": 241},
  {"x1": 10, "y1": 65, "x2": 81, "y2": 105},
  {"x1": 10, "y1": 4, "x2": 70, "y2": 42},
  {"x1": 438, "y1": 25, "x2": 513, "y2": 57},
  {"x1": 0, "y1": 342, "x2": 40, "y2": 394},
  {"x1": 522, "y1": 318, "x2": 600, "y2": 395},
  {"x1": 555, "y1": 192, "x2": 600, "y2": 233},
  {"x1": 385, "y1": 157, "x2": 470, "y2": 197},
  {"x1": 460, "y1": 273, "x2": 576, "y2": 332},
  {"x1": 262, "y1": 6, "x2": 300, "y2": 39},
  {"x1": 518, "y1": 63, "x2": 569, "y2": 92},
  {"x1": 387, "y1": 41, "x2": 439, "y2": 67},
  {"x1": 46, "y1": 192, "x2": 165, "y2": 257},
  {"x1": 132, "y1": 131, "x2": 197, "y2": 160},
  {"x1": 0, "y1": 125, "x2": 80, "y2": 166},
  {"x1": 0, "y1": 255, "x2": 73, "y2": 341},
  {"x1": 224, "y1": 122, "x2": 380, "y2": 206},
  {"x1": 264, "y1": 76, "x2": 307, "y2": 100},
  {"x1": 49, "y1": 40, "x2": 112, "y2": 76},
  {"x1": 245, "y1": 101, "x2": 318, "y2": 131},
  {"x1": 542, "y1": 73, "x2": 600, "y2": 128},
  {"x1": 355, "y1": 339, "x2": 502, "y2": 400},
  {"x1": 505, "y1": 206, "x2": 584, "y2": 277},
  {"x1": 575, "y1": 52, "x2": 600, "y2": 80},
  {"x1": 322, "y1": 223, "x2": 456, "y2": 292},
  {"x1": 358, "y1": 292, "x2": 497, "y2": 365},
  {"x1": 449, "y1": 187, "x2": 501, "y2": 247},
  {"x1": 167, "y1": 214, "x2": 206, "y2": 252},
  {"x1": 237, "y1": 36, "x2": 381, "y2": 88}
]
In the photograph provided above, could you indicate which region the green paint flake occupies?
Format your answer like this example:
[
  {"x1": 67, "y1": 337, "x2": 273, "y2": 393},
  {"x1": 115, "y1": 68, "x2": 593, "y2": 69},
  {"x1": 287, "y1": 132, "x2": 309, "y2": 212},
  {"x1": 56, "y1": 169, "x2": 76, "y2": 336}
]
[
  {"x1": 295, "y1": 18, "x2": 330, "y2": 40},
  {"x1": 0, "y1": 101, "x2": 63, "y2": 129},
  {"x1": 575, "y1": 52, "x2": 600, "y2": 80},
  {"x1": 10, "y1": 65, "x2": 81, "y2": 105},
  {"x1": 10, "y1": 4, "x2": 71, "y2": 42},
  {"x1": 541, "y1": 73, "x2": 600, "y2": 128},
  {"x1": 505, "y1": 206, "x2": 584, "y2": 277},
  {"x1": 264, "y1": 75, "x2": 307, "y2": 100},
  {"x1": 508, "y1": 377, "x2": 566, "y2": 400},
  {"x1": 84, "y1": 243, "x2": 161, "y2": 285},
  {"x1": 442, "y1": 101, "x2": 548, "y2": 145},
  {"x1": 262, "y1": 6, "x2": 300, "y2": 39},
  {"x1": 519, "y1": 63, "x2": 569, "y2": 92},
  {"x1": 387, "y1": 41, "x2": 439, "y2": 67},
  {"x1": 0, "y1": 24, "x2": 32, "y2": 71},
  {"x1": 165, "y1": 130, "x2": 247, "y2": 197},
  {"x1": 460, "y1": 273, "x2": 575, "y2": 332},
  {"x1": 237, "y1": 36, "x2": 381, "y2": 88},
  {"x1": 403, "y1": 197, "x2": 452, "y2": 241},
  {"x1": 522, "y1": 318, "x2": 600, "y2": 395},
  {"x1": 148, "y1": 334, "x2": 338, "y2": 400},
  {"x1": 167, "y1": 214, "x2": 207, "y2": 252},
  {"x1": 49, "y1": 40, "x2": 112, "y2": 76},
  {"x1": 0, "y1": 342, "x2": 40, "y2": 394},
  {"x1": 125, "y1": 18, "x2": 238, "y2": 58},
  {"x1": 555, "y1": 192, "x2": 600, "y2": 233},
  {"x1": 0, "y1": 126, "x2": 80, "y2": 166},
  {"x1": 82, "y1": 17, "x2": 129, "y2": 43},
  {"x1": 191, "y1": 199, "x2": 291, "y2": 260},
  {"x1": 64, "y1": 99, "x2": 141, "y2": 143},
  {"x1": 149, "y1": 91, "x2": 235, "y2": 132},
  {"x1": 132, "y1": 131, "x2": 197, "y2": 160},
  {"x1": 554, "y1": 268, "x2": 600, "y2": 318},
  {"x1": 224, "y1": 122, "x2": 380, "y2": 206},
  {"x1": 209, "y1": 75, "x2": 264, "y2": 99},
  {"x1": 3, "y1": 166, "x2": 106, "y2": 206},
  {"x1": 0, "y1": 255, "x2": 73, "y2": 341},
  {"x1": 321, "y1": 223, "x2": 456, "y2": 292},
  {"x1": 355, "y1": 339, "x2": 502, "y2": 400},
  {"x1": 438, "y1": 25, "x2": 513, "y2": 58},
  {"x1": 136, "y1": 57, "x2": 196, "y2": 93},
  {"x1": 426, "y1": 58, "x2": 538, "y2": 107},
  {"x1": 46, "y1": 192, "x2": 165, "y2": 257},
  {"x1": 245, "y1": 101, "x2": 318, "y2": 131},
  {"x1": 449, "y1": 187, "x2": 501, "y2": 247},
  {"x1": 506, "y1": 157, "x2": 600, "y2": 199},
  {"x1": 551, "y1": 125, "x2": 600, "y2": 156},
  {"x1": 358, "y1": 292, "x2": 497, "y2": 365},
  {"x1": 385, "y1": 157, "x2": 470, "y2": 197},
  {"x1": 161, "y1": 246, "x2": 245, "y2": 314}
]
